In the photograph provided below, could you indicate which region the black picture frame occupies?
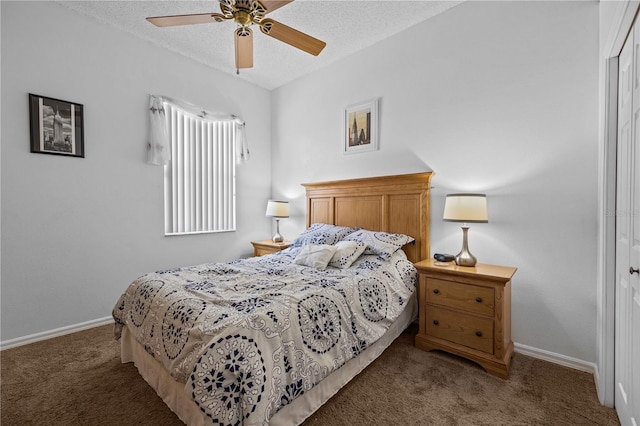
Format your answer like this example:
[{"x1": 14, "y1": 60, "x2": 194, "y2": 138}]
[{"x1": 29, "y1": 93, "x2": 84, "y2": 158}]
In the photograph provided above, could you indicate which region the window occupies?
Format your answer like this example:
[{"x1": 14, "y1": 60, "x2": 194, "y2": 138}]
[{"x1": 163, "y1": 102, "x2": 236, "y2": 235}]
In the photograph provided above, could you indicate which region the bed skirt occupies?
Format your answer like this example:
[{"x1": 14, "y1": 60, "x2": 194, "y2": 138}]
[{"x1": 121, "y1": 292, "x2": 417, "y2": 425}]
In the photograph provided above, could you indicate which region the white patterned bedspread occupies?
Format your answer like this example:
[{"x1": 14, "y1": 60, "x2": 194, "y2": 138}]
[{"x1": 113, "y1": 247, "x2": 417, "y2": 426}]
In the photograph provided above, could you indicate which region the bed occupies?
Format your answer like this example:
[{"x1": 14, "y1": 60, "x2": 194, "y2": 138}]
[{"x1": 113, "y1": 172, "x2": 433, "y2": 425}]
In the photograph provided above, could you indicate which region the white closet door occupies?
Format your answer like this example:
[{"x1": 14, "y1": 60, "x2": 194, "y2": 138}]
[
  {"x1": 615, "y1": 18, "x2": 640, "y2": 426},
  {"x1": 631, "y1": 21, "x2": 640, "y2": 426}
]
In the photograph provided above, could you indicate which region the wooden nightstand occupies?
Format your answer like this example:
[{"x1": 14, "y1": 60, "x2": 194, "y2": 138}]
[
  {"x1": 251, "y1": 240, "x2": 291, "y2": 257},
  {"x1": 414, "y1": 259, "x2": 517, "y2": 379}
]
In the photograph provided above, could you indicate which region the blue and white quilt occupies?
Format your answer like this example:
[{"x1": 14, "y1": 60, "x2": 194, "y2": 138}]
[{"x1": 113, "y1": 246, "x2": 416, "y2": 426}]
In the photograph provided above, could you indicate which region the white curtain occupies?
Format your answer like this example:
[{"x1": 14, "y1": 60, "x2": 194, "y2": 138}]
[
  {"x1": 147, "y1": 95, "x2": 170, "y2": 165},
  {"x1": 147, "y1": 95, "x2": 249, "y2": 165},
  {"x1": 235, "y1": 120, "x2": 250, "y2": 162}
]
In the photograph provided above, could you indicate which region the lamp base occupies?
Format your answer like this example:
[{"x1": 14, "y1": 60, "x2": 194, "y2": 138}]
[
  {"x1": 272, "y1": 219, "x2": 284, "y2": 243},
  {"x1": 455, "y1": 226, "x2": 477, "y2": 267},
  {"x1": 455, "y1": 250, "x2": 477, "y2": 267}
]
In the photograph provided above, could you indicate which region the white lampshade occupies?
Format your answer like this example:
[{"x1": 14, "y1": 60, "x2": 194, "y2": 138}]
[
  {"x1": 265, "y1": 200, "x2": 289, "y2": 218},
  {"x1": 443, "y1": 194, "x2": 488, "y2": 223}
]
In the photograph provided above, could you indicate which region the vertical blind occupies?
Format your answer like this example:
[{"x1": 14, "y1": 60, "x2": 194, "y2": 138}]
[{"x1": 164, "y1": 103, "x2": 236, "y2": 235}]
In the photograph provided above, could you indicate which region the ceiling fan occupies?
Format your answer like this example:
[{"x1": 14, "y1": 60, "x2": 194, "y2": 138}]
[{"x1": 146, "y1": 0, "x2": 326, "y2": 73}]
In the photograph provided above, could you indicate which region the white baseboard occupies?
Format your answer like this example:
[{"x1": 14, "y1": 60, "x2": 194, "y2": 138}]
[
  {"x1": 0, "y1": 316, "x2": 114, "y2": 351},
  {"x1": 514, "y1": 342, "x2": 596, "y2": 374}
]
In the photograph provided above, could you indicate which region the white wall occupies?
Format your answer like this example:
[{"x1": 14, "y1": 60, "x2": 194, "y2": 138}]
[
  {"x1": 0, "y1": 2, "x2": 272, "y2": 342},
  {"x1": 272, "y1": 1, "x2": 600, "y2": 362}
]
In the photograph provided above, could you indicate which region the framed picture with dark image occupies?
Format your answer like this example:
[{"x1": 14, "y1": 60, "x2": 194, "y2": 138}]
[
  {"x1": 343, "y1": 98, "x2": 378, "y2": 154},
  {"x1": 29, "y1": 93, "x2": 84, "y2": 158}
]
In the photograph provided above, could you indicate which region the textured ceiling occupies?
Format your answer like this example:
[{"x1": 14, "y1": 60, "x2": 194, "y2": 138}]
[{"x1": 60, "y1": 1, "x2": 463, "y2": 90}]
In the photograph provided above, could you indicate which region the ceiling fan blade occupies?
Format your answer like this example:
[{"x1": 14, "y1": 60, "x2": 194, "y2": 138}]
[
  {"x1": 146, "y1": 13, "x2": 227, "y2": 27},
  {"x1": 261, "y1": 0, "x2": 295, "y2": 14},
  {"x1": 259, "y1": 18, "x2": 326, "y2": 56},
  {"x1": 235, "y1": 27, "x2": 254, "y2": 70}
]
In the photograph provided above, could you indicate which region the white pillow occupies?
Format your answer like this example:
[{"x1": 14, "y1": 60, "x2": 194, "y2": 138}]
[
  {"x1": 342, "y1": 229, "x2": 415, "y2": 260},
  {"x1": 290, "y1": 223, "x2": 356, "y2": 247},
  {"x1": 328, "y1": 241, "x2": 366, "y2": 269},
  {"x1": 294, "y1": 244, "x2": 337, "y2": 269}
]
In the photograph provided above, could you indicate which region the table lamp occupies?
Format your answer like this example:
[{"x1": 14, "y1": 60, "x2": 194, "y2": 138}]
[
  {"x1": 265, "y1": 200, "x2": 289, "y2": 243},
  {"x1": 443, "y1": 193, "x2": 488, "y2": 267}
]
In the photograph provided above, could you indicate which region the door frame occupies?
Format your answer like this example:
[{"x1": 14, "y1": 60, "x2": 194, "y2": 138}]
[{"x1": 598, "y1": 0, "x2": 639, "y2": 407}]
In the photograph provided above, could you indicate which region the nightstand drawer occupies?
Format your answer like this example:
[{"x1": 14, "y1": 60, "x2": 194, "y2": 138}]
[
  {"x1": 254, "y1": 246, "x2": 277, "y2": 256},
  {"x1": 425, "y1": 278, "x2": 494, "y2": 316},
  {"x1": 425, "y1": 306, "x2": 494, "y2": 354}
]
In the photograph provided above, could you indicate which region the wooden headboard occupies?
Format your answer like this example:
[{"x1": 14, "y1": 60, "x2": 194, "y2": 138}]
[{"x1": 302, "y1": 172, "x2": 433, "y2": 264}]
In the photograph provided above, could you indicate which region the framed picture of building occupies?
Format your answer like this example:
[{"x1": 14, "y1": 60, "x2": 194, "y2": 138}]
[
  {"x1": 29, "y1": 93, "x2": 84, "y2": 158},
  {"x1": 343, "y1": 98, "x2": 378, "y2": 154}
]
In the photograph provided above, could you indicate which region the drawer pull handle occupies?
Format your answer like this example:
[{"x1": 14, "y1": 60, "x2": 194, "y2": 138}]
[
  {"x1": 475, "y1": 331, "x2": 483, "y2": 337},
  {"x1": 433, "y1": 320, "x2": 439, "y2": 326},
  {"x1": 476, "y1": 297, "x2": 483, "y2": 303},
  {"x1": 433, "y1": 289, "x2": 440, "y2": 294}
]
